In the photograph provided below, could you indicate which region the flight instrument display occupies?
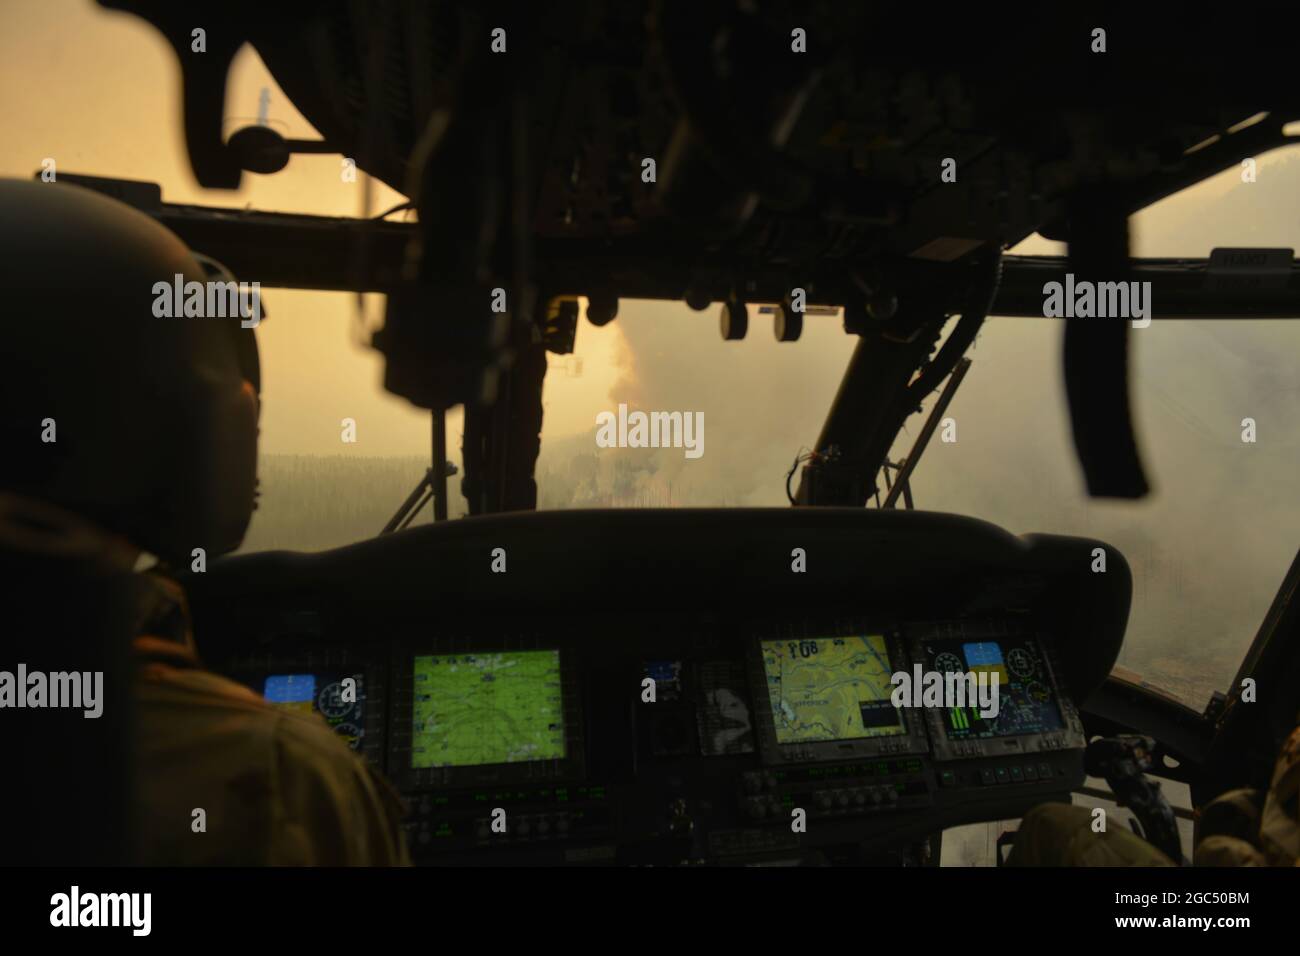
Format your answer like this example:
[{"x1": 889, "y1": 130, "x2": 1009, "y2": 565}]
[
  {"x1": 411, "y1": 650, "x2": 566, "y2": 768},
  {"x1": 263, "y1": 672, "x2": 366, "y2": 751},
  {"x1": 920, "y1": 638, "x2": 1065, "y2": 740},
  {"x1": 760, "y1": 635, "x2": 905, "y2": 744}
]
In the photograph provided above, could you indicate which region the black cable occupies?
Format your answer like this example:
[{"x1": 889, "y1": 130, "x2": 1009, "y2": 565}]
[
  {"x1": 372, "y1": 200, "x2": 415, "y2": 220},
  {"x1": 906, "y1": 249, "x2": 1003, "y2": 402},
  {"x1": 785, "y1": 448, "x2": 813, "y2": 505}
]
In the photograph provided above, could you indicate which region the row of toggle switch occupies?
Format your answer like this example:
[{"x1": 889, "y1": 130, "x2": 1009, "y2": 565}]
[{"x1": 741, "y1": 785, "x2": 900, "y2": 821}]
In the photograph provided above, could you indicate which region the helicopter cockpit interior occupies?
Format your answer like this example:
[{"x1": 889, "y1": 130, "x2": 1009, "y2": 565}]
[
  {"x1": 185, "y1": 508, "x2": 1130, "y2": 865},
  {"x1": 5, "y1": 2, "x2": 1299, "y2": 878}
]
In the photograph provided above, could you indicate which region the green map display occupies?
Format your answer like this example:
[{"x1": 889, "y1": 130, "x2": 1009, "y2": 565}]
[
  {"x1": 761, "y1": 636, "x2": 904, "y2": 744},
  {"x1": 411, "y1": 651, "x2": 565, "y2": 768}
]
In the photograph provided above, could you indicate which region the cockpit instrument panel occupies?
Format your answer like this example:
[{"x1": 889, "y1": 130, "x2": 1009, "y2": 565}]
[
  {"x1": 263, "y1": 671, "x2": 368, "y2": 752},
  {"x1": 909, "y1": 626, "x2": 1085, "y2": 762},
  {"x1": 228, "y1": 647, "x2": 387, "y2": 767},
  {"x1": 696, "y1": 660, "x2": 757, "y2": 756},
  {"x1": 390, "y1": 639, "x2": 585, "y2": 790},
  {"x1": 410, "y1": 651, "x2": 566, "y2": 768},
  {"x1": 187, "y1": 505, "x2": 1132, "y2": 864},
  {"x1": 221, "y1": 618, "x2": 1089, "y2": 863},
  {"x1": 748, "y1": 625, "x2": 930, "y2": 764}
]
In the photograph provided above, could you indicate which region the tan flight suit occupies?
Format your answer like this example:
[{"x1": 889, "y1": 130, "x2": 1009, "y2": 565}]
[
  {"x1": 132, "y1": 576, "x2": 411, "y2": 866},
  {"x1": 1009, "y1": 722, "x2": 1300, "y2": 867},
  {"x1": 1193, "y1": 723, "x2": 1300, "y2": 867},
  {"x1": 1008, "y1": 801, "x2": 1176, "y2": 866}
]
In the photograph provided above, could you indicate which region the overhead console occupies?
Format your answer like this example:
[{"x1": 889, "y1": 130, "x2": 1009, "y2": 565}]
[{"x1": 187, "y1": 508, "x2": 1127, "y2": 865}]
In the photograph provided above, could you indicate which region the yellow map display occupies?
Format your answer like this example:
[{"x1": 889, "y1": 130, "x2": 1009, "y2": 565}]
[{"x1": 761, "y1": 636, "x2": 903, "y2": 743}]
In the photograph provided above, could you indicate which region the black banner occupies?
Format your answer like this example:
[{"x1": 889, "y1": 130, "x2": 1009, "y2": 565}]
[{"x1": 1, "y1": 865, "x2": 1278, "y2": 942}]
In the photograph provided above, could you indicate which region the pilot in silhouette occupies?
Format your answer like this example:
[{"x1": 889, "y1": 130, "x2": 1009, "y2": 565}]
[{"x1": 0, "y1": 179, "x2": 409, "y2": 865}]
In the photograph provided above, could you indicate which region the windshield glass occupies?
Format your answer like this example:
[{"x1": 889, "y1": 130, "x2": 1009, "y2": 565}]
[{"x1": 532, "y1": 157, "x2": 1300, "y2": 708}]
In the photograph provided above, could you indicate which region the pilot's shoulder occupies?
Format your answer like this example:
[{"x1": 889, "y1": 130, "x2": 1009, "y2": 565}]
[
  {"x1": 269, "y1": 710, "x2": 399, "y2": 820},
  {"x1": 136, "y1": 663, "x2": 274, "y2": 719},
  {"x1": 266, "y1": 705, "x2": 411, "y2": 864},
  {"x1": 137, "y1": 666, "x2": 349, "y2": 769},
  {"x1": 137, "y1": 663, "x2": 368, "y2": 775},
  {"x1": 269, "y1": 701, "x2": 366, "y2": 763}
]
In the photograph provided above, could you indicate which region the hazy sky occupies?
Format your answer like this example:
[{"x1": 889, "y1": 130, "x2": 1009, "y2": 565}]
[
  {"x1": 0, "y1": 0, "x2": 629, "y2": 460},
  {"x1": 4, "y1": 0, "x2": 1298, "y2": 698},
  {"x1": 1, "y1": 0, "x2": 1288, "y2": 456}
]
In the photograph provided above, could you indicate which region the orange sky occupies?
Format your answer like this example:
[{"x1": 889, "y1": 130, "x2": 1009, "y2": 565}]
[{"x1": 0, "y1": 0, "x2": 629, "y2": 459}]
